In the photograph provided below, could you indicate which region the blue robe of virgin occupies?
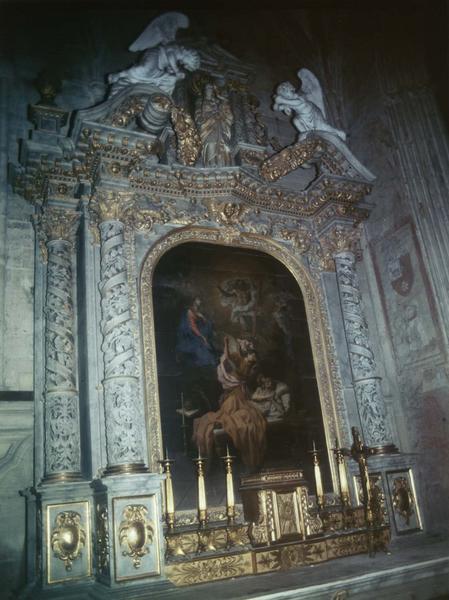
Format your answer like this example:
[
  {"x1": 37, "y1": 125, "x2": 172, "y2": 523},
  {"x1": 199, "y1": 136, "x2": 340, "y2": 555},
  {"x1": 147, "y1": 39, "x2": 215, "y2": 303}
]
[{"x1": 176, "y1": 310, "x2": 217, "y2": 368}]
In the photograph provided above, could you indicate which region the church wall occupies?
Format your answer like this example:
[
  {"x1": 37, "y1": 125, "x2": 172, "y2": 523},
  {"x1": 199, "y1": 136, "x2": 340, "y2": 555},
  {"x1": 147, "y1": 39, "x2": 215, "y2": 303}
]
[{"x1": 0, "y1": 6, "x2": 448, "y2": 597}]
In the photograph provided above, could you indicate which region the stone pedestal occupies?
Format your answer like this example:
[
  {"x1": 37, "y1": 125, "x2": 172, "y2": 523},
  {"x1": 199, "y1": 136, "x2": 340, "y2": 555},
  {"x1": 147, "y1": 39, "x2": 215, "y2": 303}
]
[{"x1": 91, "y1": 474, "x2": 165, "y2": 590}]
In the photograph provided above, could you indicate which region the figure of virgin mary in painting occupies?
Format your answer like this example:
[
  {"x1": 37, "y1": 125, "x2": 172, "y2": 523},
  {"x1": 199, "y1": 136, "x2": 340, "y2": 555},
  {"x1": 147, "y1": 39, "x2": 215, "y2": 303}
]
[{"x1": 176, "y1": 296, "x2": 220, "y2": 413}]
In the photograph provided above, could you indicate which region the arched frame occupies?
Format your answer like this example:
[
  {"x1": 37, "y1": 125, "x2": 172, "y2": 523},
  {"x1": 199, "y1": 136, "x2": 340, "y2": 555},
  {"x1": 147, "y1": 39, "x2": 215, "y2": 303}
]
[{"x1": 139, "y1": 225, "x2": 346, "y2": 492}]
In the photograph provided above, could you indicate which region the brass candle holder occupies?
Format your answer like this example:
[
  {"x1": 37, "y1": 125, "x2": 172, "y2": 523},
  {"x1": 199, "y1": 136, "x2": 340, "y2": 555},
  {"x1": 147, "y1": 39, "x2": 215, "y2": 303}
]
[
  {"x1": 160, "y1": 450, "x2": 185, "y2": 557},
  {"x1": 310, "y1": 440, "x2": 325, "y2": 511},
  {"x1": 222, "y1": 445, "x2": 236, "y2": 526},
  {"x1": 159, "y1": 450, "x2": 176, "y2": 531}
]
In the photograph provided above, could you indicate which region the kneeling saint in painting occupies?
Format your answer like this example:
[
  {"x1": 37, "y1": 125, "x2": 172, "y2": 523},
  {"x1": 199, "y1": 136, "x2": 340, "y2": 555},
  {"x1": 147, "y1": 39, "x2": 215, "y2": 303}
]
[{"x1": 193, "y1": 336, "x2": 267, "y2": 469}]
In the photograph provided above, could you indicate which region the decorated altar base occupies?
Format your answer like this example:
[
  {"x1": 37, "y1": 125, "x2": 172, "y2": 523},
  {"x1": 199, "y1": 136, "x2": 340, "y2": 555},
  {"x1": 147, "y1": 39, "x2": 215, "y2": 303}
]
[{"x1": 165, "y1": 522, "x2": 390, "y2": 586}]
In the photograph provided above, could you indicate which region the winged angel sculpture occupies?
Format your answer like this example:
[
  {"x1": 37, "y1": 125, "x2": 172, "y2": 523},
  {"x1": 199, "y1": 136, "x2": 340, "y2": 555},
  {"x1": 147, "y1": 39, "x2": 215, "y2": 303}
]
[
  {"x1": 108, "y1": 12, "x2": 200, "y2": 97},
  {"x1": 273, "y1": 68, "x2": 346, "y2": 141}
]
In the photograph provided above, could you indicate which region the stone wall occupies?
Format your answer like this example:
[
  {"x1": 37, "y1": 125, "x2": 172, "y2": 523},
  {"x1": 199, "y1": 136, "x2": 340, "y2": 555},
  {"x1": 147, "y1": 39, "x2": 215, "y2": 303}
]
[{"x1": 0, "y1": 400, "x2": 33, "y2": 597}]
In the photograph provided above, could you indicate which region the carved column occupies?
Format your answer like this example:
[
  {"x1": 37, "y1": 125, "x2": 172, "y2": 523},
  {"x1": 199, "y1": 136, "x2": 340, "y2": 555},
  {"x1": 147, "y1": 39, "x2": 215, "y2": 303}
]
[
  {"x1": 92, "y1": 190, "x2": 147, "y2": 474},
  {"x1": 41, "y1": 207, "x2": 82, "y2": 481},
  {"x1": 334, "y1": 249, "x2": 396, "y2": 452}
]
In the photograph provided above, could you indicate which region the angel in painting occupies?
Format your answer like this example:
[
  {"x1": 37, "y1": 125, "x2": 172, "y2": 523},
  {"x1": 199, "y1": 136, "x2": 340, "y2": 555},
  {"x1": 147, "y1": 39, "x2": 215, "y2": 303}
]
[
  {"x1": 273, "y1": 68, "x2": 346, "y2": 141},
  {"x1": 108, "y1": 12, "x2": 200, "y2": 97},
  {"x1": 218, "y1": 278, "x2": 258, "y2": 335}
]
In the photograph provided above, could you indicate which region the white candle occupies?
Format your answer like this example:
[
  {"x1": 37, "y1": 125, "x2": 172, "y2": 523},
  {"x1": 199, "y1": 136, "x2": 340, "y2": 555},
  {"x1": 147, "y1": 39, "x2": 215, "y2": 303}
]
[
  {"x1": 314, "y1": 461, "x2": 324, "y2": 500},
  {"x1": 338, "y1": 457, "x2": 349, "y2": 496}
]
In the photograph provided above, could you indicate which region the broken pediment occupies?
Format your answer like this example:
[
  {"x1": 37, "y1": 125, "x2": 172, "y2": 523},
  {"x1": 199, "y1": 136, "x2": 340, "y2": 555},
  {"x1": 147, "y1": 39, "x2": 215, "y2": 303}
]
[{"x1": 13, "y1": 11, "x2": 375, "y2": 245}]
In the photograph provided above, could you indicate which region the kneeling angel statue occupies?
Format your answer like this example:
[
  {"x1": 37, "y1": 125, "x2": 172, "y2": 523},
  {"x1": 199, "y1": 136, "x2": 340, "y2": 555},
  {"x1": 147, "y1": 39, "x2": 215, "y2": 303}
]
[
  {"x1": 108, "y1": 12, "x2": 200, "y2": 97},
  {"x1": 273, "y1": 68, "x2": 346, "y2": 141}
]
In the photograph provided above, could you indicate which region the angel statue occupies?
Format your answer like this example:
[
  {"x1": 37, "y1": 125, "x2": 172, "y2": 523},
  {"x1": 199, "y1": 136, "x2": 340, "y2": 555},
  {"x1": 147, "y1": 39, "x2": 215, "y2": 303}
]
[
  {"x1": 108, "y1": 12, "x2": 200, "y2": 97},
  {"x1": 273, "y1": 68, "x2": 346, "y2": 141}
]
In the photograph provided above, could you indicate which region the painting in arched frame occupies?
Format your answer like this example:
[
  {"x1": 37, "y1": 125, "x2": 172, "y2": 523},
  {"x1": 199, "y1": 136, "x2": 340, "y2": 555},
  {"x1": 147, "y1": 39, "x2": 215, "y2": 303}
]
[{"x1": 152, "y1": 241, "x2": 332, "y2": 510}]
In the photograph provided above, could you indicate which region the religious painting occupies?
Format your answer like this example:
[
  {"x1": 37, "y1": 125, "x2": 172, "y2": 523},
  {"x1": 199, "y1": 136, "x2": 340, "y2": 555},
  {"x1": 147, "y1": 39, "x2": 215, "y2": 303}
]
[
  {"x1": 152, "y1": 242, "x2": 331, "y2": 511},
  {"x1": 371, "y1": 220, "x2": 441, "y2": 371}
]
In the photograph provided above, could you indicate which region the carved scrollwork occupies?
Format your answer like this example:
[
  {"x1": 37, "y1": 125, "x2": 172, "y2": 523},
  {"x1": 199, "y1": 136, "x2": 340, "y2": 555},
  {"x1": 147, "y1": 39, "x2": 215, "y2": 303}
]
[
  {"x1": 260, "y1": 138, "x2": 322, "y2": 182},
  {"x1": 107, "y1": 95, "x2": 147, "y2": 128},
  {"x1": 51, "y1": 511, "x2": 86, "y2": 571},
  {"x1": 119, "y1": 505, "x2": 154, "y2": 568}
]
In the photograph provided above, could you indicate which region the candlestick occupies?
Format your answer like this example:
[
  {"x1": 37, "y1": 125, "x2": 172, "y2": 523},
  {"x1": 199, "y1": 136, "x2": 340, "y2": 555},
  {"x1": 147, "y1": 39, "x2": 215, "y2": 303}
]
[
  {"x1": 158, "y1": 450, "x2": 176, "y2": 530},
  {"x1": 193, "y1": 449, "x2": 207, "y2": 527},
  {"x1": 333, "y1": 441, "x2": 350, "y2": 507},
  {"x1": 222, "y1": 445, "x2": 236, "y2": 525},
  {"x1": 310, "y1": 441, "x2": 325, "y2": 510},
  {"x1": 180, "y1": 392, "x2": 186, "y2": 426}
]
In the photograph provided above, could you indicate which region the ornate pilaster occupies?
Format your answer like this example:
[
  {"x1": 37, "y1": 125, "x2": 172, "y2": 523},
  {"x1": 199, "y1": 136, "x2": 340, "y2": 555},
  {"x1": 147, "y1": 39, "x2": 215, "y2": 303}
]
[
  {"x1": 333, "y1": 244, "x2": 396, "y2": 452},
  {"x1": 92, "y1": 190, "x2": 147, "y2": 474},
  {"x1": 40, "y1": 207, "x2": 82, "y2": 481}
]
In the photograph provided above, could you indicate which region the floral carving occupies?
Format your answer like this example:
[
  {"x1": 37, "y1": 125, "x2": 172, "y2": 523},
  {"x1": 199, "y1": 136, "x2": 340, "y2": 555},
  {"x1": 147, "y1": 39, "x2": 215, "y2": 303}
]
[
  {"x1": 44, "y1": 235, "x2": 81, "y2": 477},
  {"x1": 170, "y1": 104, "x2": 201, "y2": 166},
  {"x1": 45, "y1": 394, "x2": 81, "y2": 473},
  {"x1": 335, "y1": 252, "x2": 393, "y2": 448},
  {"x1": 104, "y1": 379, "x2": 144, "y2": 464},
  {"x1": 355, "y1": 380, "x2": 391, "y2": 447},
  {"x1": 40, "y1": 207, "x2": 80, "y2": 243},
  {"x1": 98, "y1": 220, "x2": 146, "y2": 468},
  {"x1": 45, "y1": 243, "x2": 77, "y2": 390}
]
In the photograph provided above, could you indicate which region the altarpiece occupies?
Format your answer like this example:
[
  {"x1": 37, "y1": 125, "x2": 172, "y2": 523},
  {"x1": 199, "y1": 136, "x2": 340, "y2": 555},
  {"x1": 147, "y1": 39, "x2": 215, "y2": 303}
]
[{"x1": 14, "y1": 12, "x2": 422, "y2": 598}]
